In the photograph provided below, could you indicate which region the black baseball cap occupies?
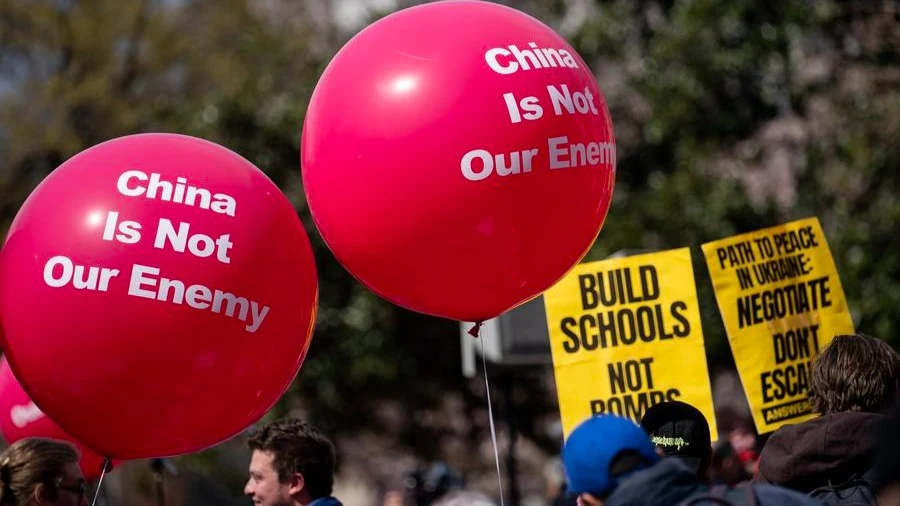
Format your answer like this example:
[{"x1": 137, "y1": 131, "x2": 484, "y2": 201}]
[{"x1": 640, "y1": 401, "x2": 712, "y2": 476}]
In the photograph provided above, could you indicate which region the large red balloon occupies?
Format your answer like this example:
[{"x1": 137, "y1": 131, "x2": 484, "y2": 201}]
[
  {"x1": 301, "y1": 0, "x2": 616, "y2": 322},
  {"x1": 0, "y1": 358, "x2": 111, "y2": 480},
  {"x1": 0, "y1": 133, "x2": 318, "y2": 459}
]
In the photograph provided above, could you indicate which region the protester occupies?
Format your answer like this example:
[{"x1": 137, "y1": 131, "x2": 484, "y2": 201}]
[
  {"x1": 245, "y1": 418, "x2": 343, "y2": 506},
  {"x1": 0, "y1": 437, "x2": 88, "y2": 506},
  {"x1": 640, "y1": 401, "x2": 712, "y2": 481},
  {"x1": 562, "y1": 414, "x2": 823, "y2": 505},
  {"x1": 728, "y1": 422, "x2": 759, "y2": 477},
  {"x1": 709, "y1": 440, "x2": 752, "y2": 486},
  {"x1": 756, "y1": 333, "x2": 898, "y2": 504},
  {"x1": 402, "y1": 462, "x2": 465, "y2": 506}
]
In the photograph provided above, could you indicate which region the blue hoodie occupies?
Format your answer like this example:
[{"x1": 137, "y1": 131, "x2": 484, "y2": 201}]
[
  {"x1": 604, "y1": 458, "x2": 824, "y2": 506},
  {"x1": 308, "y1": 496, "x2": 343, "y2": 506}
]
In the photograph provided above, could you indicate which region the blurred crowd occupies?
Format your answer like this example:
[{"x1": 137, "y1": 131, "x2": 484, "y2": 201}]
[{"x1": 1, "y1": 332, "x2": 898, "y2": 506}]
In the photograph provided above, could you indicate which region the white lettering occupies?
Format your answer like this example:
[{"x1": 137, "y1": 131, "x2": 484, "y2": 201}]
[
  {"x1": 125, "y1": 265, "x2": 270, "y2": 332},
  {"x1": 503, "y1": 93, "x2": 522, "y2": 123},
  {"x1": 155, "y1": 218, "x2": 187, "y2": 252},
  {"x1": 117, "y1": 170, "x2": 147, "y2": 197},
  {"x1": 485, "y1": 43, "x2": 580, "y2": 75},
  {"x1": 158, "y1": 277, "x2": 185, "y2": 304},
  {"x1": 211, "y1": 194, "x2": 237, "y2": 217},
  {"x1": 549, "y1": 136, "x2": 569, "y2": 169},
  {"x1": 559, "y1": 49, "x2": 578, "y2": 68},
  {"x1": 102, "y1": 211, "x2": 142, "y2": 244},
  {"x1": 43, "y1": 256, "x2": 73, "y2": 287},
  {"x1": 128, "y1": 264, "x2": 159, "y2": 299},
  {"x1": 547, "y1": 84, "x2": 599, "y2": 116},
  {"x1": 495, "y1": 151, "x2": 521, "y2": 176},
  {"x1": 212, "y1": 291, "x2": 249, "y2": 321},
  {"x1": 587, "y1": 142, "x2": 600, "y2": 166},
  {"x1": 461, "y1": 148, "x2": 541, "y2": 181},
  {"x1": 520, "y1": 97, "x2": 544, "y2": 121},
  {"x1": 461, "y1": 149, "x2": 493, "y2": 181},
  {"x1": 188, "y1": 234, "x2": 215, "y2": 257},
  {"x1": 116, "y1": 170, "x2": 237, "y2": 217},
  {"x1": 72, "y1": 264, "x2": 99, "y2": 290},
  {"x1": 98, "y1": 268, "x2": 120, "y2": 291},
  {"x1": 248, "y1": 303, "x2": 270, "y2": 333},
  {"x1": 547, "y1": 136, "x2": 616, "y2": 169},
  {"x1": 185, "y1": 284, "x2": 212, "y2": 309},
  {"x1": 485, "y1": 48, "x2": 516, "y2": 75},
  {"x1": 215, "y1": 234, "x2": 233, "y2": 264},
  {"x1": 522, "y1": 149, "x2": 538, "y2": 173},
  {"x1": 42, "y1": 256, "x2": 119, "y2": 291},
  {"x1": 154, "y1": 218, "x2": 233, "y2": 263},
  {"x1": 528, "y1": 42, "x2": 550, "y2": 67},
  {"x1": 103, "y1": 211, "x2": 119, "y2": 241},
  {"x1": 147, "y1": 172, "x2": 173, "y2": 200},
  {"x1": 185, "y1": 187, "x2": 212, "y2": 208}
]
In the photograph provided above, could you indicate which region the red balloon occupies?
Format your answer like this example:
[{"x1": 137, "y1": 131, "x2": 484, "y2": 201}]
[
  {"x1": 0, "y1": 358, "x2": 111, "y2": 480},
  {"x1": 301, "y1": 1, "x2": 615, "y2": 322},
  {"x1": 0, "y1": 133, "x2": 318, "y2": 459}
]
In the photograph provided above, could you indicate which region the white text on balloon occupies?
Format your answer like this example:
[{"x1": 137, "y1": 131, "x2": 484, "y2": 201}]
[
  {"x1": 460, "y1": 147, "x2": 538, "y2": 181},
  {"x1": 547, "y1": 84, "x2": 600, "y2": 116},
  {"x1": 128, "y1": 264, "x2": 270, "y2": 332},
  {"x1": 40, "y1": 255, "x2": 270, "y2": 332},
  {"x1": 116, "y1": 170, "x2": 237, "y2": 218},
  {"x1": 548, "y1": 136, "x2": 616, "y2": 170},
  {"x1": 484, "y1": 43, "x2": 579, "y2": 75},
  {"x1": 43, "y1": 255, "x2": 120, "y2": 292},
  {"x1": 504, "y1": 85, "x2": 600, "y2": 124},
  {"x1": 154, "y1": 218, "x2": 234, "y2": 264},
  {"x1": 102, "y1": 211, "x2": 143, "y2": 244}
]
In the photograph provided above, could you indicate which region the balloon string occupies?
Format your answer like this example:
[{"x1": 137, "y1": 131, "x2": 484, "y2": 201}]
[
  {"x1": 90, "y1": 458, "x2": 110, "y2": 506},
  {"x1": 468, "y1": 321, "x2": 484, "y2": 338},
  {"x1": 478, "y1": 334, "x2": 506, "y2": 506}
]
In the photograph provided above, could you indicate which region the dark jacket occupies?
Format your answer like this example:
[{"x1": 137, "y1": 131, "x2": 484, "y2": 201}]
[
  {"x1": 605, "y1": 458, "x2": 822, "y2": 506},
  {"x1": 756, "y1": 412, "x2": 885, "y2": 492},
  {"x1": 308, "y1": 496, "x2": 343, "y2": 506}
]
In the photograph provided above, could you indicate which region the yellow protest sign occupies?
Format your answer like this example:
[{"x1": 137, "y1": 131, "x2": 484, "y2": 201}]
[
  {"x1": 701, "y1": 217, "x2": 854, "y2": 434},
  {"x1": 544, "y1": 248, "x2": 717, "y2": 441}
]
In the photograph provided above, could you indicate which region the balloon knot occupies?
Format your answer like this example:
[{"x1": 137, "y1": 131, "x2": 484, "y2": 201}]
[{"x1": 467, "y1": 321, "x2": 484, "y2": 338}]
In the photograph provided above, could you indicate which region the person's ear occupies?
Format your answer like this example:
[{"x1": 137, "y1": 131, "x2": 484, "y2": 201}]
[
  {"x1": 287, "y1": 472, "x2": 305, "y2": 496},
  {"x1": 33, "y1": 483, "x2": 51, "y2": 505}
]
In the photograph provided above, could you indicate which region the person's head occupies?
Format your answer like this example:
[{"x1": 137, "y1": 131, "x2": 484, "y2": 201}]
[
  {"x1": 0, "y1": 438, "x2": 86, "y2": 506},
  {"x1": 404, "y1": 462, "x2": 464, "y2": 506},
  {"x1": 562, "y1": 415, "x2": 660, "y2": 506},
  {"x1": 244, "y1": 418, "x2": 336, "y2": 506},
  {"x1": 640, "y1": 401, "x2": 712, "y2": 480},
  {"x1": 709, "y1": 440, "x2": 750, "y2": 486},
  {"x1": 809, "y1": 333, "x2": 899, "y2": 415}
]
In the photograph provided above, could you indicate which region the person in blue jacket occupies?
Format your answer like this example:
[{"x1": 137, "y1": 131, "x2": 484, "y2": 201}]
[
  {"x1": 244, "y1": 418, "x2": 343, "y2": 506},
  {"x1": 562, "y1": 414, "x2": 823, "y2": 506}
]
